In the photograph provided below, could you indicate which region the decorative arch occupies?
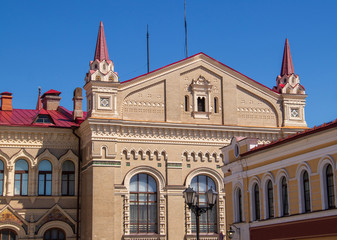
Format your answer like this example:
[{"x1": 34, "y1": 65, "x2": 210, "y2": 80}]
[
  {"x1": 0, "y1": 224, "x2": 26, "y2": 238},
  {"x1": 261, "y1": 172, "x2": 275, "y2": 219},
  {"x1": 248, "y1": 176, "x2": 261, "y2": 221},
  {"x1": 184, "y1": 167, "x2": 224, "y2": 192},
  {"x1": 36, "y1": 149, "x2": 58, "y2": 168},
  {"x1": 58, "y1": 150, "x2": 78, "y2": 196},
  {"x1": 37, "y1": 221, "x2": 74, "y2": 239},
  {"x1": 232, "y1": 181, "x2": 244, "y2": 223},
  {"x1": 10, "y1": 149, "x2": 34, "y2": 168},
  {"x1": 123, "y1": 166, "x2": 166, "y2": 191}
]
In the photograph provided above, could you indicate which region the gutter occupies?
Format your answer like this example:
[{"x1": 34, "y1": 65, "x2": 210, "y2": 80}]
[{"x1": 72, "y1": 127, "x2": 81, "y2": 240}]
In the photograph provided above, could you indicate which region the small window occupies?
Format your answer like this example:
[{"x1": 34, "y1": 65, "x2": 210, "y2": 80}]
[
  {"x1": 197, "y1": 97, "x2": 205, "y2": 112},
  {"x1": 267, "y1": 180, "x2": 274, "y2": 218},
  {"x1": 326, "y1": 165, "x2": 335, "y2": 209},
  {"x1": 303, "y1": 171, "x2": 311, "y2": 212},
  {"x1": 234, "y1": 144, "x2": 240, "y2": 158},
  {"x1": 0, "y1": 229, "x2": 17, "y2": 240},
  {"x1": 38, "y1": 160, "x2": 52, "y2": 196},
  {"x1": 35, "y1": 115, "x2": 53, "y2": 124},
  {"x1": 94, "y1": 64, "x2": 98, "y2": 69},
  {"x1": 253, "y1": 183, "x2": 260, "y2": 220},
  {"x1": 44, "y1": 228, "x2": 65, "y2": 240},
  {"x1": 281, "y1": 177, "x2": 289, "y2": 216},
  {"x1": 235, "y1": 188, "x2": 243, "y2": 222},
  {"x1": 184, "y1": 95, "x2": 189, "y2": 112},
  {"x1": 214, "y1": 97, "x2": 219, "y2": 113}
]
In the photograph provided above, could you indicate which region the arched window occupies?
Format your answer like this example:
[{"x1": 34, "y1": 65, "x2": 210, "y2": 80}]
[
  {"x1": 191, "y1": 175, "x2": 217, "y2": 233},
  {"x1": 0, "y1": 160, "x2": 3, "y2": 196},
  {"x1": 0, "y1": 229, "x2": 17, "y2": 240},
  {"x1": 253, "y1": 183, "x2": 260, "y2": 220},
  {"x1": 281, "y1": 177, "x2": 289, "y2": 216},
  {"x1": 43, "y1": 228, "x2": 65, "y2": 240},
  {"x1": 130, "y1": 174, "x2": 157, "y2": 233},
  {"x1": 38, "y1": 160, "x2": 52, "y2": 196},
  {"x1": 62, "y1": 161, "x2": 75, "y2": 196},
  {"x1": 267, "y1": 180, "x2": 274, "y2": 218},
  {"x1": 185, "y1": 95, "x2": 189, "y2": 112},
  {"x1": 303, "y1": 171, "x2": 311, "y2": 212},
  {"x1": 235, "y1": 188, "x2": 243, "y2": 222},
  {"x1": 15, "y1": 159, "x2": 28, "y2": 196},
  {"x1": 197, "y1": 97, "x2": 205, "y2": 112},
  {"x1": 326, "y1": 165, "x2": 335, "y2": 209},
  {"x1": 214, "y1": 97, "x2": 219, "y2": 113}
]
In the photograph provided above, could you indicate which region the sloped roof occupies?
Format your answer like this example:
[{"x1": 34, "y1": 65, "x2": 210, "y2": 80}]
[
  {"x1": 0, "y1": 106, "x2": 83, "y2": 128},
  {"x1": 241, "y1": 119, "x2": 337, "y2": 156}
]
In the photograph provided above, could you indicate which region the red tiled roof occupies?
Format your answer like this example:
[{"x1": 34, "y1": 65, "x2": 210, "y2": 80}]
[
  {"x1": 121, "y1": 52, "x2": 278, "y2": 93},
  {"x1": 94, "y1": 21, "x2": 110, "y2": 62},
  {"x1": 281, "y1": 38, "x2": 295, "y2": 76},
  {"x1": 0, "y1": 107, "x2": 81, "y2": 128},
  {"x1": 241, "y1": 119, "x2": 337, "y2": 157}
]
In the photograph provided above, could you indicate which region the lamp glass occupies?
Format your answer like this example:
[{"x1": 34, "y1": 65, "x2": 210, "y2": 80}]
[{"x1": 183, "y1": 186, "x2": 196, "y2": 205}]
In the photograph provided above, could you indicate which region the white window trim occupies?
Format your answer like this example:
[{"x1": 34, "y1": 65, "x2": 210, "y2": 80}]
[{"x1": 318, "y1": 156, "x2": 336, "y2": 210}]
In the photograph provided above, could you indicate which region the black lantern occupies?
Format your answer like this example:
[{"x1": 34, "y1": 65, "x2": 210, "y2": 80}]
[
  {"x1": 227, "y1": 226, "x2": 235, "y2": 239},
  {"x1": 183, "y1": 186, "x2": 218, "y2": 240}
]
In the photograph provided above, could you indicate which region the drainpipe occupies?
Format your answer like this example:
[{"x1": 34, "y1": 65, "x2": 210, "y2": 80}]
[{"x1": 72, "y1": 127, "x2": 81, "y2": 240}]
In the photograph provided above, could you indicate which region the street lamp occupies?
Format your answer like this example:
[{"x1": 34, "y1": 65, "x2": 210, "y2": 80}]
[
  {"x1": 183, "y1": 186, "x2": 218, "y2": 240},
  {"x1": 227, "y1": 225, "x2": 240, "y2": 239}
]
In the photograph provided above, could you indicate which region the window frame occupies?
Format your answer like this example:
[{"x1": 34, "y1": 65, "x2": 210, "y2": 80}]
[
  {"x1": 326, "y1": 164, "x2": 335, "y2": 209},
  {"x1": 14, "y1": 159, "x2": 29, "y2": 196},
  {"x1": 280, "y1": 176, "x2": 289, "y2": 216},
  {"x1": 0, "y1": 229, "x2": 17, "y2": 240},
  {"x1": 302, "y1": 171, "x2": 311, "y2": 212},
  {"x1": 43, "y1": 228, "x2": 66, "y2": 240},
  {"x1": 38, "y1": 160, "x2": 52, "y2": 196},
  {"x1": 129, "y1": 173, "x2": 158, "y2": 234},
  {"x1": 0, "y1": 160, "x2": 4, "y2": 196},
  {"x1": 253, "y1": 183, "x2": 260, "y2": 221},
  {"x1": 61, "y1": 160, "x2": 75, "y2": 196},
  {"x1": 266, "y1": 180, "x2": 274, "y2": 219}
]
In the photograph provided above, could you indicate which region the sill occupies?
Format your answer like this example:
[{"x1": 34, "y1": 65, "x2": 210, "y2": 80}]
[
  {"x1": 123, "y1": 234, "x2": 165, "y2": 240},
  {"x1": 192, "y1": 111, "x2": 211, "y2": 119},
  {"x1": 185, "y1": 233, "x2": 219, "y2": 240}
]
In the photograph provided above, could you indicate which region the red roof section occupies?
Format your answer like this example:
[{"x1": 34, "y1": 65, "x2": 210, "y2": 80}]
[
  {"x1": 42, "y1": 89, "x2": 61, "y2": 98},
  {"x1": 241, "y1": 119, "x2": 337, "y2": 157},
  {"x1": 94, "y1": 21, "x2": 110, "y2": 62},
  {"x1": 281, "y1": 38, "x2": 295, "y2": 76},
  {"x1": 0, "y1": 107, "x2": 81, "y2": 128},
  {"x1": 121, "y1": 52, "x2": 278, "y2": 93}
]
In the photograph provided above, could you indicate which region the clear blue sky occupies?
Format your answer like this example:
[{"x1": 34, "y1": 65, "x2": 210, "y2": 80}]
[{"x1": 1, "y1": 0, "x2": 336, "y2": 127}]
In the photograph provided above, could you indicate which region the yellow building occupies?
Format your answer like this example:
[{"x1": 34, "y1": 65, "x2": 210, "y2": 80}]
[
  {"x1": 222, "y1": 120, "x2": 337, "y2": 239},
  {"x1": 0, "y1": 21, "x2": 309, "y2": 239}
]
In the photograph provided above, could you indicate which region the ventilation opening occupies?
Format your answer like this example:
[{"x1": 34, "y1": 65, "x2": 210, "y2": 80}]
[
  {"x1": 35, "y1": 115, "x2": 54, "y2": 124},
  {"x1": 185, "y1": 95, "x2": 189, "y2": 112}
]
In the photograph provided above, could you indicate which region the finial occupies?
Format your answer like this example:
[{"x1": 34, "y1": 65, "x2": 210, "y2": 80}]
[
  {"x1": 280, "y1": 38, "x2": 295, "y2": 76},
  {"x1": 94, "y1": 21, "x2": 110, "y2": 61},
  {"x1": 36, "y1": 87, "x2": 42, "y2": 110}
]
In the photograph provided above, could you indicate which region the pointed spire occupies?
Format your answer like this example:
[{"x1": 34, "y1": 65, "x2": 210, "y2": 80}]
[
  {"x1": 36, "y1": 87, "x2": 42, "y2": 110},
  {"x1": 280, "y1": 38, "x2": 295, "y2": 76},
  {"x1": 94, "y1": 21, "x2": 110, "y2": 61}
]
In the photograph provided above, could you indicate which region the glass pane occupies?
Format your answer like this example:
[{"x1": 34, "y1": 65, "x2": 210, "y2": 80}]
[
  {"x1": 22, "y1": 178, "x2": 28, "y2": 195},
  {"x1": 148, "y1": 194, "x2": 156, "y2": 202},
  {"x1": 15, "y1": 159, "x2": 28, "y2": 171},
  {"x1": 0, "y1": 179, "x2": 3, "y2": 196},
  {"x1": 61, "y1": 180, "x2": 67, "y2": 195},
  {"x1": 39, "y1": 160, "x2": 52, "y2": 171},
  {"x1": 139, "y1": 174, "x2": 147, "y2": 192},
  {"x1": 39, "y1": 179, "x2": 45, "y2": 195},
  {"x1": 191, "y1": 176, "x2": 198, "y2": 191},
  {"x1": 208, "y1": 177, "x2": 216, "y2": 191},
  {"x1": 46, "y1": 174, "x2": 52, "y2": 181},
  {"x1": 148, "y1": 203, "x2": 157, "y2": 223},
  {"x1": 0, "y1": 160, "x2": 3, "y2": 170},
  {"x1": 198, "y1": 175, "x2": 206, "y2": 192},
  {"x1": 130, "y1": 204, "x2": 138, "y2": 223},
  {"x1": 69, "y1": 180, "x2": 75, "y2": 195},
  {"x1": 44, "y1": 230, "x2": 51, "y2": 240},
  {"x1": 59, "y1": 230, "x2": 65, "y2": 239},
  {"x1": 69, "y1": 174, "x2": 75, "y2": 181},
  {"x1": 52, "y1": 229, "x2": 58, "y2": 239},
  {"x1": 10, "y1": 231, "x2": 16, "y2": 240},
  {"x1": 130, "y1": 175, "x2": 137, "y2": 192},
  {"x1": 148, "y1": 176, "x2": 157, "y2": 192},
  {"x1": 130, "y1": 193, "x2": 137, "y2": 201},
  {"x1": 46, "y1": 181, "x2": 52, "y2": 195},
  {"x1": 62, "y1": 160, "x2": 75, "y2": 171},
  {"x1": 139, "y1": 194, "x2": 147, "y2": 202},
  {"x1": 14, "y1": 180, "x2": 20, "y2": 195}
]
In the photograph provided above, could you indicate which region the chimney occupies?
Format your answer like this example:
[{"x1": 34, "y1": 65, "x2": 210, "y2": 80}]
[
  {"x1": 42, "y1": 89, "x2": 61, "y2": 110},
  {"x1": 72, "y1": 87, "x2": 83, "y2": 121},
  {"x1": 1, "y1": 92, "x2": 13, "y2": 111}
]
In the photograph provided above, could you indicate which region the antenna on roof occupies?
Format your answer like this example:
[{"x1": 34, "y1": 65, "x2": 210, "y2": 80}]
[
  {"x1": 184, "y1": 0, "x2": 188, "y2": 58},
  {"x1": 147, "y1": 24, "x2": 150, "y2": 73}
]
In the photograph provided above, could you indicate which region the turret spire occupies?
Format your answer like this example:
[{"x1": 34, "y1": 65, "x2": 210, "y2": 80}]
[
  {"x1": 94, "y1": 21, "x2": 110, "y2": 61},
  {"x1": 280, "y1": 38, "x2": 295, "y2": 76},
  {"x1": 36, "y1": 87, "x2": 42, "y2": 110}
]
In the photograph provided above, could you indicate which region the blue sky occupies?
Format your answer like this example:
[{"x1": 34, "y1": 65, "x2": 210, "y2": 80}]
[{"x1": 1, "y1": 0, "x2": 336, "y2": 127}]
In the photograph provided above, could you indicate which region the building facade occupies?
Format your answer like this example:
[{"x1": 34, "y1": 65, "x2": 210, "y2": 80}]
[
  {"x1": 0, "y1": 21, "x2": 308, "y2": 239},
  {"x1": 222, "y1": 120, "x2": 337, "y2": 240}
]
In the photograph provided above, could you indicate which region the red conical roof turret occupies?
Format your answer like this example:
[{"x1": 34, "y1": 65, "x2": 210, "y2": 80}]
[
  {"x1": 94, "y1": 21, "x2": 110, "y2": 61},
  {"x1": 280, "y1": 38, "x2": 295, "y2": 76}
]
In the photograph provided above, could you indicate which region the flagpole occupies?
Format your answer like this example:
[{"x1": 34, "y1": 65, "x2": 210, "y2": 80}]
[
  {"x1": 147, "y1": 24, "x2": 150, "y2": 73},
  {"x1": 184, "y1": 0, "x2": 188, "y2": 58}
]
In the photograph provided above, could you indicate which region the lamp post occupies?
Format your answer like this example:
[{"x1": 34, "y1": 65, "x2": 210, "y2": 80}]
[
  {"x1": 227, "y1": 225, "x2": 240, "y2": 239},
  {"x1": 183, "y1": 186, "x2": 218, "y2": 240}
]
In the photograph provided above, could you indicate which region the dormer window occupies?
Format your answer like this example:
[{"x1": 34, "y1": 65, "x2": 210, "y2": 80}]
[
  {"x1": 35, "y1": 115, "x2": 54, "y2": 124},
  {"x1": 94, "y1": 64, "x2": 98, "y2": 69}
]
